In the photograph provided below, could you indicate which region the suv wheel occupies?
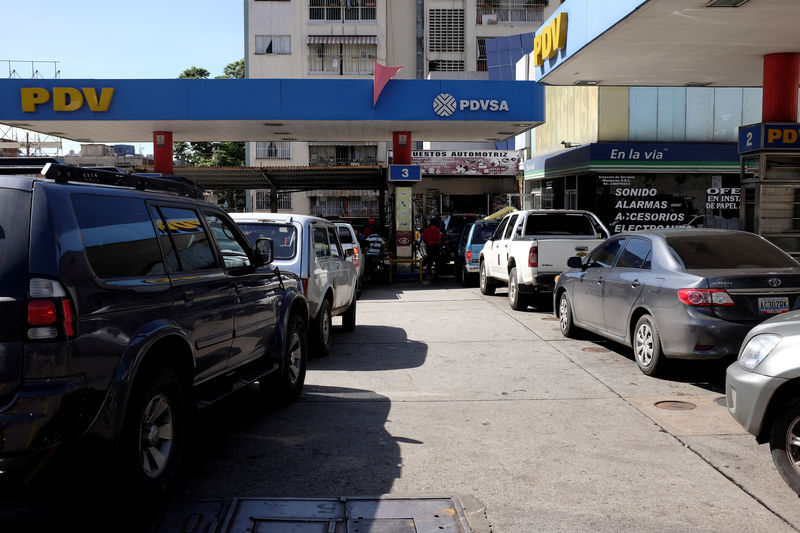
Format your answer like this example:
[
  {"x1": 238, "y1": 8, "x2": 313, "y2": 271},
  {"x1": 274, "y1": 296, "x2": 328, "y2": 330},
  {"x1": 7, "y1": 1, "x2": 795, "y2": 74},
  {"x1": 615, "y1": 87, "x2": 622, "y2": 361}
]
[
  {"x1": 342, "y1": 296, "x2": 356, "y2": 332},
  {"x1": 480, "y1": 262, "x2": 495, "y2": 296},
  {"x1": 262, "y1": 314, "x2": 307, "y2": 404},
  {"x1": 311, "y1": 299, "x2": 333, "y2": 356},
  {"x1": 119, "y1": 366, "x2": 186, "y2": 493}
]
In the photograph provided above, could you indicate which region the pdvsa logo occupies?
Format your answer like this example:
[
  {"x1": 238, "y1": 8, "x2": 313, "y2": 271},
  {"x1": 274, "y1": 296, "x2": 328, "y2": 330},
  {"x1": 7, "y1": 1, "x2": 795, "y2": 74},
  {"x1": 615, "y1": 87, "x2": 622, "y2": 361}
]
[
  {"x1": 433, "y1": 93, "x2": 509, "y2": 117},
  {"x1": 21, "y1": 87, "x2": 115, "y2": 112}
]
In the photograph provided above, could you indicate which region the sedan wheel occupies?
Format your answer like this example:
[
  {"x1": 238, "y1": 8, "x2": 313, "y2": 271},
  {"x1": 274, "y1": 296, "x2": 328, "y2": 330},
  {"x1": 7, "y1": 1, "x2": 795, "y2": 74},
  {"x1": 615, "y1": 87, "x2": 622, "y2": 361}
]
[
  {"x1": 558, "y1": 292, "x2": 578, "y2": 338},
  {"x1": 633, "y1": 315, "x2": 665, "y2": 377}
]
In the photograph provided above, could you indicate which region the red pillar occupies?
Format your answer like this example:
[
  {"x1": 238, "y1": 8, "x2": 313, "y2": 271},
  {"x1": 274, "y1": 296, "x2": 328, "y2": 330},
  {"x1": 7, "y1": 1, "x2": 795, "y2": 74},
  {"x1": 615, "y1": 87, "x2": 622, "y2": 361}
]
[
  {"x1": 763, "y1": 53, "x2": 800, "y2": 122},
  {"x1": 153, "y1": 131, "x2": 174, "y2": 174},
  {"x1": 393, "y1": 131, "x2": 412, "y2": 164}
]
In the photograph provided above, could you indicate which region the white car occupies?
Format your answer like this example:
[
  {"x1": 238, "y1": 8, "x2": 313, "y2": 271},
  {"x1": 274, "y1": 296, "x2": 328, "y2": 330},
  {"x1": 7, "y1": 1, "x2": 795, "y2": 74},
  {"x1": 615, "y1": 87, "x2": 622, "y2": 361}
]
[
  {"x1": 334, "y1": 221, "x2": 364, "y2": 299},
  {"x1": 231, "y1": 213, "x2": 357, "y2": 356}
]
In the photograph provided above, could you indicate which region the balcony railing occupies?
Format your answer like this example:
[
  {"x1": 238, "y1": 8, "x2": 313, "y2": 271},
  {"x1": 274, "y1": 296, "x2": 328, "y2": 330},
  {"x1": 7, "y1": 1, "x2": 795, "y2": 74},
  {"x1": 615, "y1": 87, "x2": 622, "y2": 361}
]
[
  {"x1": 310, "y1": 0, "x2": 376, "y2": 23},
  {"x1": 309, "y1": 155, "x2": 379, "y2": 167},
  {"x1": 476, "y1": 0, "x2": 546, "y2": 25}
]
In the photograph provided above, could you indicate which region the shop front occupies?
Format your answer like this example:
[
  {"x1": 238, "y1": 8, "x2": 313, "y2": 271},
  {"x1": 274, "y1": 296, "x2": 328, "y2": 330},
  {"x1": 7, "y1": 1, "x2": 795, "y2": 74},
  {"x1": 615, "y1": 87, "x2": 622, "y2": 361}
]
[
  {"x1": 523, "y1": 142, "x2": 741, "y2": 234},
  {"x1": 411, "y1": 149, "x2": 522, "y2": 225}
]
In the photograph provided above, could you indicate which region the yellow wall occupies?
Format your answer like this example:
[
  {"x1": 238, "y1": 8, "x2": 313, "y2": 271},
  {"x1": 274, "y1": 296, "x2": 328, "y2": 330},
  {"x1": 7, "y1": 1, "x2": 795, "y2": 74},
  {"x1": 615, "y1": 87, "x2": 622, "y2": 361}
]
[
  {"x1": 597, "y1": 87, "x2": 630, "y2": 141},
  {"x1": 535, "y1": 85, "x2": 599, "y2": 156}
]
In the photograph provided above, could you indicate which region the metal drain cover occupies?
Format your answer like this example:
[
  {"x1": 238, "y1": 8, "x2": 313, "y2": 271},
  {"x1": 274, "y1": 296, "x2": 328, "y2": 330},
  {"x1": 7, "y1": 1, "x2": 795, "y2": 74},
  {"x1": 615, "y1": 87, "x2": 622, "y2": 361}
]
[
  {"x1": 655, "y1": 400, "x2": 697, "y2": 411},
  {"x1": 582, "y1": 346, "x2": 610, "y2": 352},
  {"x1": 152, "y1": 496, "x2": 484, "y2": 533}
]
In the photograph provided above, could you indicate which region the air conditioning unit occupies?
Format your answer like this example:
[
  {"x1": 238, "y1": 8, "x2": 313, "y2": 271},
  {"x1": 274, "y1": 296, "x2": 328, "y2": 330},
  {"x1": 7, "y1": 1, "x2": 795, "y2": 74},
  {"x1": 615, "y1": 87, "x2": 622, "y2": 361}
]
[{"x1": 482, "y1": 14, "x2": 497, "y2": 24}]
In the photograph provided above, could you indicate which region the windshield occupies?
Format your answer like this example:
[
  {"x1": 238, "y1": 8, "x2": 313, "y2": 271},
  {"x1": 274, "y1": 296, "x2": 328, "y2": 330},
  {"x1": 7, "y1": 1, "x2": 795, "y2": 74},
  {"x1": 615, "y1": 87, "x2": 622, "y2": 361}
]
[
  {"x1": 667, "y1": 234, "x2": 799, "y2": 269},
  {"x1": 472, "y1": 224, "x2": 499, "y2": 245},
  {"x1": 237, "y1": 222, "x2": 298, "y2": 260}
]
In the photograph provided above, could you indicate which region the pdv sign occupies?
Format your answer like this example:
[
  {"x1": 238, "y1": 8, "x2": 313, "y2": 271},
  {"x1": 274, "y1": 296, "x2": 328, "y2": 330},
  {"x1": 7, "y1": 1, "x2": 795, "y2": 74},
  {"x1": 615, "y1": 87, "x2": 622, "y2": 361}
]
[{"x1": 21, "y1": 87, "x2": 115, "y2": 112}]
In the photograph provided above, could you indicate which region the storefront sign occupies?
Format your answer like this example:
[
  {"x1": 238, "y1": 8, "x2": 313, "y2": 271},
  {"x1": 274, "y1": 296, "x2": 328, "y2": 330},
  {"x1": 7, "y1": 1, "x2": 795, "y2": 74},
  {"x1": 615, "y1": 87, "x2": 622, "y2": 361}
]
[
  {"x1": 412, "y1": 150, "x2": 520, "y2": 176},
  {"x1": 533, "y1": 13, "x2": 568, "y2": 67},
  {"x1": 21, "y1": 87, "x2": 114, "y2": 112}
]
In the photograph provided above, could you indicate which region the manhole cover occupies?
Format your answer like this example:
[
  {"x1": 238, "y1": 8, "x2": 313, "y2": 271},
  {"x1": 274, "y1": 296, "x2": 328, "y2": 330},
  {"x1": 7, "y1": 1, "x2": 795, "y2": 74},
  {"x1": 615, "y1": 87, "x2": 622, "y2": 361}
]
[
  {"x1": 582, "y1": 346, "x2": 610, "y2": 353},
  {"x1": 655, "y1": 400, "x2": 697, "y2": 411}
]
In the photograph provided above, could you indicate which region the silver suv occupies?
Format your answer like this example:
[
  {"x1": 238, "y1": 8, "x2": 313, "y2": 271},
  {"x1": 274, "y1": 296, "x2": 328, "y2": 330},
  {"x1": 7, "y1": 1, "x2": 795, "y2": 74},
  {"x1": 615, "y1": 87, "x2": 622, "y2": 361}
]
[{"x1": 232, "y1": 213, "x2": 357, "y2": 356}]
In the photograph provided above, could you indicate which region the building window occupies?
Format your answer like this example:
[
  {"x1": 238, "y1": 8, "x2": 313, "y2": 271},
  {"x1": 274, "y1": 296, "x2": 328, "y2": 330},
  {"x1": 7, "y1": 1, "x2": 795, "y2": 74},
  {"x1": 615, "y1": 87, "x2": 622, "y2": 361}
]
[
  {"x1": 429, "y1": 9, "x2": 465, "y2": 52},
  {"x1": 477, "y1": 37, "x2": 488, "y2": 71},
  {"x1": 255, "y1": 35, "x2": 291, "y2": 55},
  {"x1": 254, "y1": 190, "x2": 293, "y2": 211},
  {"x1": 476, "y1": 0, "x2": 547, "y2": 25},
  {"x1": 308, "y1": 43, "x2": 376, "y2": 75},
  {"x1": 428, "y1": 60, "x2": 466, "y2": 72},
  {"x1": 309, "y1": 145, "x2": 378, "y2": 166},
  {"x1": 255, "y1": 141, "x2": 291, "y2": 159},
  {"x1": 309, "y1": 0, "x2": 376, "y2": 23}
]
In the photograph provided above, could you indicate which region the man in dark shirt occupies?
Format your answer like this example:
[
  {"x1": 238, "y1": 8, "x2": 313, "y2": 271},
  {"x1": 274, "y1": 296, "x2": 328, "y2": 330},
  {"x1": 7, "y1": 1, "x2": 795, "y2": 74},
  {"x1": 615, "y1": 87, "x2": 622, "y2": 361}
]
[{"x1": 421, "y1": 218, "x2": 442, "y2": 278}]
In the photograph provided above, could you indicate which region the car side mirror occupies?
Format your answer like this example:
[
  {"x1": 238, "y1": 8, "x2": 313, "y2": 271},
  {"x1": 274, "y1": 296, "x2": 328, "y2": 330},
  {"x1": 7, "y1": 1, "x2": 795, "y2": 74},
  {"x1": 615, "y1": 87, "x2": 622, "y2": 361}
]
[
  {"x1": 567, "y1": 256, "x2": 583, "y2": 269},
  {"x1": 255, "y1": 237, "x2": 274, "y2": 265}
]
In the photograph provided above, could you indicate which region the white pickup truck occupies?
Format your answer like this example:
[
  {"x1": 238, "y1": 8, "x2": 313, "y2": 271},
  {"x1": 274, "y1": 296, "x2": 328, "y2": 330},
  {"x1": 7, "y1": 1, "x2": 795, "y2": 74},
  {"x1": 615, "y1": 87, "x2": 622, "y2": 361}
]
[{"x1": 479, "y1": 209, "x2": 610, "y2": 310}]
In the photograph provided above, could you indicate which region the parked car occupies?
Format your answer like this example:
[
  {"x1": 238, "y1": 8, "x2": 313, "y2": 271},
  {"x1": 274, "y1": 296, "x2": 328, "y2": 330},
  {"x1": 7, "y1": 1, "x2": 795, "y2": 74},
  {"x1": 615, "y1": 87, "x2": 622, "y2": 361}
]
[
  {"x1": 231, "y1": 213, "x2": 358, "y2": 356},
  {"x1": 726, "y1": 310, "x2": 800, "y2": 496},
  {"x1": 440, "y1": 213, "x2": 483, "y2": 266},
  {"x1": 481, "y1": 210, "x2": 610, "y2": 310},
  {"x1": 334, "y1": 221, "x2": 365, "y2": 299},
  {"x1": 455, "y1": 219, "x2": 500, "y2": 286},
  {"x1": 0, "y1": 163, "x2": 309, "y2": 491},
  {"x1": 554, "y1": 229, "x2": 800, "y2": 376}
]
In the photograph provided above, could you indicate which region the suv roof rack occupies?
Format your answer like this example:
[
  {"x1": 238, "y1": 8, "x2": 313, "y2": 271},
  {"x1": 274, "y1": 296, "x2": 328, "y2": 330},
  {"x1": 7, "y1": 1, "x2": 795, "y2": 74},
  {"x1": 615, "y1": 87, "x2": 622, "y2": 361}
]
[
  {"x1": 0, "y1": 157, "x2": 64, "y2": 175},
  {"x1": 42, "y1": 163, "x2": 205, "y2": 199}
]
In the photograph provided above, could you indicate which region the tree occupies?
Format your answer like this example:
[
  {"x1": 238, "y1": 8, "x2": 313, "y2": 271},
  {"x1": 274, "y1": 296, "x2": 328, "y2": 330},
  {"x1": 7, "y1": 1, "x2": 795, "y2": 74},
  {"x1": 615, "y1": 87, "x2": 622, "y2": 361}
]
[{"x1": 174, "y1": 61, "x2": 247, "y2": 211}]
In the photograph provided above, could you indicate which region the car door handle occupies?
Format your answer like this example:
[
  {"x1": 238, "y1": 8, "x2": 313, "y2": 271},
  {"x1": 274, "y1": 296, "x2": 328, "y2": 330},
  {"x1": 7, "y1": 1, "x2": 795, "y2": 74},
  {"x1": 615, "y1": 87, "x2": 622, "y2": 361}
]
[{"x1": 631, "y1": 280, "x2": 641, "y2": 287}]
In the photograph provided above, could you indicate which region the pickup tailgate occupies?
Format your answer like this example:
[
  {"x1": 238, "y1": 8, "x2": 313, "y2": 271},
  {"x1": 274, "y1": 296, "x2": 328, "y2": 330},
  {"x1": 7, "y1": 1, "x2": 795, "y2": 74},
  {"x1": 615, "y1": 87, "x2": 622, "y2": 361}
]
[{"x1": 536, "y1": 238, "x2": 604, "y2": 272}]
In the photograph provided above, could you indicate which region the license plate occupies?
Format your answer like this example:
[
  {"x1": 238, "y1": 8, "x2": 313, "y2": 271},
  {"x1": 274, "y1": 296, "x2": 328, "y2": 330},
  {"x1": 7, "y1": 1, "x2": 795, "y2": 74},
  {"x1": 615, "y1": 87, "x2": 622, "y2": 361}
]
[{"x1": 758, "y1": 297, "x2": 789, "y2": 314}]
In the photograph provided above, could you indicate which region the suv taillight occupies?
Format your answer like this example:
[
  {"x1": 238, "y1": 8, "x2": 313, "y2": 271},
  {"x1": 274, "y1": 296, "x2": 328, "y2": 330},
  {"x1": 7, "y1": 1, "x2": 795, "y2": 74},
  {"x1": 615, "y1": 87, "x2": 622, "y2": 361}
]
[
  {"x1": 301, "y1": 277, "x2": 308, "y2": 297},
  {"x1": 27, "y1": 278, "x2": 75, "y2": 340},
  {"x1": 677, "y1": 288, "x2": 735, "y2": 307},
  {"x1": 528, "y1": 245, "x2": 538, "y2": 268},
  {"x1": 466, "y1": 250, "x2": 472, "y2": 263}
]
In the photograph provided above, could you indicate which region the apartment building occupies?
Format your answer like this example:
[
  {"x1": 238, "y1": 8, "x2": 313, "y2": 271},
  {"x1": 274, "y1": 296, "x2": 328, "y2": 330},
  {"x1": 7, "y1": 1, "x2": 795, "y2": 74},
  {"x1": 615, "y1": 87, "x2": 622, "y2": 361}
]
[{"x1": 245, "y1": 0, "x2": 557, "y2": 221}]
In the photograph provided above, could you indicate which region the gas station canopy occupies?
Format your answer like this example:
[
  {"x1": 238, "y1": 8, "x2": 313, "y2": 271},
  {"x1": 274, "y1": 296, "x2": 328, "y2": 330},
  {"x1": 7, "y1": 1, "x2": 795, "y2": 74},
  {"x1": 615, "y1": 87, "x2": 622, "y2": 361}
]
[
  {"x1": 0, "y1": 78, "x2": 544, "y2": 144},
  {"x1": 537, "y1": 0, "x2": 800, "y2": 87}
]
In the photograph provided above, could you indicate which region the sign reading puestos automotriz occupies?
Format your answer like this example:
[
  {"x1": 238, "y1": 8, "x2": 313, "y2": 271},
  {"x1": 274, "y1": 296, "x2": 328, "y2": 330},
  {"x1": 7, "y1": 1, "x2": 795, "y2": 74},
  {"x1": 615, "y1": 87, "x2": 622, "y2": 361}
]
[{"x1": 412, "y1": 150, "x2": 520, "y2": 176}]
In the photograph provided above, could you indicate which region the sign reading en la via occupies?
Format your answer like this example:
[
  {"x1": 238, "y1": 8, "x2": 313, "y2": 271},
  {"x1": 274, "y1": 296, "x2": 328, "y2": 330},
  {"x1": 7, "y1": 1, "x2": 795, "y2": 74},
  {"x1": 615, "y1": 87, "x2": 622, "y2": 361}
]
[
  {"x1": 20, "y1": 87, "x2": 114, "y2": 112},
  {"x1": 533, "y1": 13, "x2": 567, "y2": 67}
]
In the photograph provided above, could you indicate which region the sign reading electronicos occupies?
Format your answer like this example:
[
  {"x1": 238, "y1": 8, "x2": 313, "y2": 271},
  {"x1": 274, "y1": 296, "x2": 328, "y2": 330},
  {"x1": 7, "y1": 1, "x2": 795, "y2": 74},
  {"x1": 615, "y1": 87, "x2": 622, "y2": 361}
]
[
  {"x1": 20, "y1": 87, "x2": 114, "y2": 112},
  {"x1": 433, "y1": 93, "x2": 509, "y2": 118}
]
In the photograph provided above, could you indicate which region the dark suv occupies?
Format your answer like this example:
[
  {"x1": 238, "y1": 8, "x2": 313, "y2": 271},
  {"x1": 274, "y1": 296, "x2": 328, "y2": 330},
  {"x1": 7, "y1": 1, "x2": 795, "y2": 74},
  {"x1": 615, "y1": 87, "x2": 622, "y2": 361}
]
[
  {"x1": 440, "y1": 213, "x2": 483, "y2": 265},
  {"x1": 0, "y1": 163, "x2": 308, "y2": 492}
]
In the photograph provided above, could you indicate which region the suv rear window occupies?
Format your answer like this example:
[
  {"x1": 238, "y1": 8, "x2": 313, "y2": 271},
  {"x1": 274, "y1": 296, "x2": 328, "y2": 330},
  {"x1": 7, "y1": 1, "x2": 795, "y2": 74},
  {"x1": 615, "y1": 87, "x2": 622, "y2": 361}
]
[
  {"x1": 72, "y1": 195, "x2": 166, "y2": 278},
  {"x1": 472, "y1": 224, "x2": 498, "y2": 245},
  {"x1": 337, "y1": 226, "x2": 354, "y2": 244},
  {"x1": 667, "y1": 234, "x2": 799, "y2": 269},
  {"x1": 237, "y1": 222, "x2": 298, "y2": 260},
  {"x1": 0, "y1": 188, "x2": 31, "y2": 296}
]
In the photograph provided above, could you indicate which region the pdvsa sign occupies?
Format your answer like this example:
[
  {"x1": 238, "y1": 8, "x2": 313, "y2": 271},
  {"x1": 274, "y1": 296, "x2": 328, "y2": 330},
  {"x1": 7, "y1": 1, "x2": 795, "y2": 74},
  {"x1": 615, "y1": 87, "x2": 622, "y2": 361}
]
[
  {"x1": 21, "y1": 87, "x2": 115, "y2": 112},
  {"x1": 533, "y1": 12, "x2": 567, "y2": 67},
  {"x1": 433, "y1": 93, "x2": 509, "y2": 117}
]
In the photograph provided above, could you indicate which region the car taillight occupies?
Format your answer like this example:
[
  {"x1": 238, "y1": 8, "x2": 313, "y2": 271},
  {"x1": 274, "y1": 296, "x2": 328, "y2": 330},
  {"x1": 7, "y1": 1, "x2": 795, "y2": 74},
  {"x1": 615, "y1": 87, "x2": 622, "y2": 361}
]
[
  {"x1": 677, "y1": 288, "x2": 735, "y2": 307},
  {"x1": 528, "y1": 245, "x2": 538, "y2": 268},
  {"x1": 301, "y1": 277, "x2": 308, "y2": 297},
  {"x1": 353, "y1": 246, "x2": 360, "y2": 268},
  {"x1": 27, "y1": 278, "x2": 75, "y2": 340},
  {"x1": 466, "y1": 250, "x2": 472, "y2": 263}
]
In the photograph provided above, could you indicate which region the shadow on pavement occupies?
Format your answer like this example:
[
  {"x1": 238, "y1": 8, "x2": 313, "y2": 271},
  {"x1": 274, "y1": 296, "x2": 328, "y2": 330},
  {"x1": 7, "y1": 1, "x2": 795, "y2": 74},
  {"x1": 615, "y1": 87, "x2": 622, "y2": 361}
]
[{"x1": 328, "y1": 325, "x2": 428, "y2": 371}]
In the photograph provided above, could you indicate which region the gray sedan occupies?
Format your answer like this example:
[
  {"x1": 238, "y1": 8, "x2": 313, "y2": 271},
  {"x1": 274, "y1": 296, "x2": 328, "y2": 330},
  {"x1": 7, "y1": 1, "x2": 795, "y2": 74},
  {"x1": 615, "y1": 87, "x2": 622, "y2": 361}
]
[
  {"x1": 554, "y1": 229, "x2": 800, "y2": 376},
  {"x1": 726, "y1": 310, "x2": 800, "y2": 496}
]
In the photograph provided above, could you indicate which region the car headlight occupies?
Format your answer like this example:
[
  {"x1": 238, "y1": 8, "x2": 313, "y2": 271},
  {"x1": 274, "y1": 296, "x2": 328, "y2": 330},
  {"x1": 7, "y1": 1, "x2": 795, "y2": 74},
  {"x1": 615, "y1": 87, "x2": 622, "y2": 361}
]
[{"x1": 739, "y1": 333, "x2": 782, "y2": 370}]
